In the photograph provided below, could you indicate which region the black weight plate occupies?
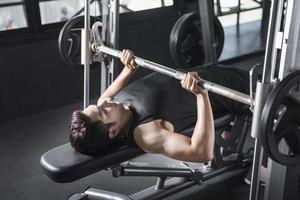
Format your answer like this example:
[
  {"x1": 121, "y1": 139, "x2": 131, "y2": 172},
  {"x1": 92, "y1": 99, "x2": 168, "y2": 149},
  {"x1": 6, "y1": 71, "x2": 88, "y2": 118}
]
[
  {"x1": 169, "y1": 17, "x2": 187, "y2": 62},
  {"x1": 170, "y1": 13, "x2": 200, "y2": 68},
  {"x1": 58, "y1": 15, "x2": 98, "y2": 69},
  {"x1": 169, "y1": 12, "x2": 224, "y2": 68},
  {"x1": 261, "y1": 70, "x2": 300, "y2": 165}
]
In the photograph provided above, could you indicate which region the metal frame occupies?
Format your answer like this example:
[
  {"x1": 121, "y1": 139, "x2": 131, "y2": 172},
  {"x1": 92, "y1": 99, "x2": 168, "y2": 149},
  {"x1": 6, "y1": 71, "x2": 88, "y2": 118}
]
[
  {"x1": 249, "y1": 0, "x2": 283, "y2": 197},
  {"x1": 100, "y1": 0, "x2": 109, "y2": 96},
  {"x1": 277, "y1": 0, "x2": 293, "y2": 79},
  {"x1": 107, "y1": 0, "x2": 119, "y2": 88},
  {"x1": 76, "y1": 154, "x2": 249, "y2": 200},
  {"x1": 77, "y1": 158, "x2": 249, "y2": 200},
  {"x1": 81, "y1": 0, "x2": 119, "y2": 108},
  {"x1": 198, "y1": 0, "x2": 217, "y2": 64},
  {"x1": 249, "y1": 0, "x2": 300, "y2": 200},
  {"x1": 113, "y1": 158, "x2": 248, "y2": 181},
  {"x1": 83, "y1": 177, "x2": 197, "y2": 200},
  {"x1": 82, "y1": 0, "x2": 91, "y2": 108}
]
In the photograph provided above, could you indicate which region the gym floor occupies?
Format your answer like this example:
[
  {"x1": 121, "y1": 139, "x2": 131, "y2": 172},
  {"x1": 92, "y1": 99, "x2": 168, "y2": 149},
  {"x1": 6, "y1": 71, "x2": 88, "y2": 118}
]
[{"x1": 0, "y1": 21, "x2": 264, "y2": 200}]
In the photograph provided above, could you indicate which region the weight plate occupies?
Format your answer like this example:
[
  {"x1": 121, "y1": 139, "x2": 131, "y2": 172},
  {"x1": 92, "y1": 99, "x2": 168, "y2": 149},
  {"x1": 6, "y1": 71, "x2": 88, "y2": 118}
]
[
  {"x1": 58, "y1": 15, "x2": 98, "y2": 69},
  {"x1": 169, "y1": 12, "x2": 224, "y2": 68},
  {"x1": 261, "y1": 70, "x2": 300, "y2": 165}
]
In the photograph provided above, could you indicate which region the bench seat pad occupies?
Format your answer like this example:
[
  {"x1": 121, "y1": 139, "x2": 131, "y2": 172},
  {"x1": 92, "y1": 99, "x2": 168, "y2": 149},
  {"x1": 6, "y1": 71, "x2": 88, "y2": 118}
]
[{"x1": 40, "y1": 143, "x2": 143, "y2": 183}]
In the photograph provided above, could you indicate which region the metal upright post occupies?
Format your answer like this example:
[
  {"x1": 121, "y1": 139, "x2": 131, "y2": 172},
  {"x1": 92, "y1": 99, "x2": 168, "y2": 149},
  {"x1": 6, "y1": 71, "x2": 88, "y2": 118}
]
[
  {"x1": 100, "y1": 0, "x2": 119, "y2": 94},
  {"x1": 249, "y1": 0, "x2": 281, "y2": 199},
  {"x1": 261, "y1": 0, "x2": 271, "y2": 40},
  {"x1": 108, "y1": 0, "x2": 120, "y2": 81},
  {"x1": 248, "y1": 0, "x2": 299, "y2": 199},
  {"x1": 198, "y1": 0, "x2": 217, "y2": 64},
  {"x1": 261, "y1": 0, "x2": 281, "y2": 83},
  {"x1": 249, "y1": 83, "x2": 273, "y2": 200},
  {"x1": 82, "y1": 0, "x2": 91, "y2": 108},
  {"x1": 262, "y1": 147, "x2": 288, "y2": 200},
  {"x1": 251, "y1": 1, "x2": 300, "y2": 200},
  {"x1": 101, "y1": 0, "x2": 109, "y2": 94},
  {"x1": 263, "y1": 1, "x2": 296, "y2": 199},
  {"x1": 278, "y1": 0, "x2": 294, "y2": 79}
]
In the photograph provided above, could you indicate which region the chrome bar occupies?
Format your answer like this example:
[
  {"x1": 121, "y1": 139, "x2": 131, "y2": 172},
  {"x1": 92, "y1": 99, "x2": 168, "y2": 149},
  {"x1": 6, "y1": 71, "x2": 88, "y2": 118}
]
[
  {"x1": 262, "y1": 0, "x2": 281, "y2": 83},
  {"x1": 278, "y1": 0, "x2": 294, "y2": 80},
  {"x1": 201, "y1": 80, "x2": 251, "y2": 105},
  {"x1": 100, "y1": 0, "x2": 109, "y2": 94},
  {"x1": 108, "y1": 0, "x2": 120, "y2": 82},
  {"x1": 251, "y1": 82, "x2": 274, "y2": 139},
  {"x1": 249, "y1": 139, "x2": 263, "y2": 200},
  {"x1": 85, "y1": 188, "x2": 132, "y2": 200},
  {"x1": 98, "y1": 45, "x2": 252, "y2": 106},
  {"x1": 249, "y1": 0, "x2": 282, "y2": 199},
  {"x1": 82, "y1": 0, "x2": 91, "y2": 108},
  {"x1": 98, "y1": 46, "x2": 185, "y2": 80}
]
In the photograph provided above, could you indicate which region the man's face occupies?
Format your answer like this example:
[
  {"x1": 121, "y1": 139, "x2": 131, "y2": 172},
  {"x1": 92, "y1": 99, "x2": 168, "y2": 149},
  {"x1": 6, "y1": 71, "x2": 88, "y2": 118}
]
[{"x1": 82, "y1": 100, "x2": 127, "y2": 132}]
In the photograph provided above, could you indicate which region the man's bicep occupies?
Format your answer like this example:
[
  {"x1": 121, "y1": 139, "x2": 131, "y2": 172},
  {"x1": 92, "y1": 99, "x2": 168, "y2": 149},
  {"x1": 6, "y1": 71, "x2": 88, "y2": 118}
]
[
  {"x1": 160, "y1": 131, "x2": 197, "y2": 161},
  {"x1": 134, "y1": 129, "x2": 205, "y2": 162}
]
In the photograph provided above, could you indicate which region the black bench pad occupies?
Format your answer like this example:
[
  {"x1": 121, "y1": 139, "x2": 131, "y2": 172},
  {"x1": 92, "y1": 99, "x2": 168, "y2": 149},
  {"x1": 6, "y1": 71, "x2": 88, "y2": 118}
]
[
  {"x1": 40, "y1": 143, "x2": 143, "y2": 183},
  {"x1": 40, "y1": 113, "x2": 234, "y2": 183}
]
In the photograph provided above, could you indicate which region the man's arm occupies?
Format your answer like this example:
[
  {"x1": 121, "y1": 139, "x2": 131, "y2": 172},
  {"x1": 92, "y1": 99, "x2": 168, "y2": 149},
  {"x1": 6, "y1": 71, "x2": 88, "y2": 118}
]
[
  {"x1": 163, "y1": 92, "x2": 214, "y2": 162},
  {"x1": 135, "y1": 72, "x2": 215, "y2": 162},
  {"x1": 97, "y1": 50, "x2": 137, "y2": 105}
]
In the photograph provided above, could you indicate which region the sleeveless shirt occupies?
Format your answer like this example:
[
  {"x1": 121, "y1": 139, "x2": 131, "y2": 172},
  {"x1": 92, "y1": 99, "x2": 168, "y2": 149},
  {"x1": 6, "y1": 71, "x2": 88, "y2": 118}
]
[{"x1": 113, "y1": 65, "x2": 249, "y2": 145}]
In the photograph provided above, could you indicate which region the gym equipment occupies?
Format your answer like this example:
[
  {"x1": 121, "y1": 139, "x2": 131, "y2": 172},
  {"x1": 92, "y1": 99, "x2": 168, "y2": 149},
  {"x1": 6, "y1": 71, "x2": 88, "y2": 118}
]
[
  {"x1": 58, "y1": 16, "x2": 251, "y2": 106},
  {"x1": 58, "y1": 16, "x2": 99, "y2": 69},
  {"x1": 169, "y1": 12, "x2": 224, "y2": 68},
  {"x1": 261, "y1": 70, "x2": 300, "y2": 166},
  {"x1": 97, "y1": 46, "x2": 252, "y2": 105},
  {"x1": 249, "y1": 0, "x2": 300, "y2": 199}
]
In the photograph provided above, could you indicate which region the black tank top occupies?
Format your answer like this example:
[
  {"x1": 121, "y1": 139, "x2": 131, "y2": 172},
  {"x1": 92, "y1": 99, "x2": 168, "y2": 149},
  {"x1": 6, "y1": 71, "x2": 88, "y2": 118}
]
[
  {"x1": 113, "y1": 72, "x2": 197, "y2": 131},
  {"x1": 113, "y1": 65, "x2": 249, "y2": 145}
]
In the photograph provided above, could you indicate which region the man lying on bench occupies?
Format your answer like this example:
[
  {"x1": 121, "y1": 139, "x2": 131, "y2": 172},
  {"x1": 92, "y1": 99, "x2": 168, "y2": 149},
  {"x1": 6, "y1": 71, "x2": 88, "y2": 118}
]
[{"x1": 69, "y1": 49, "x2": 249, "y2": 162}]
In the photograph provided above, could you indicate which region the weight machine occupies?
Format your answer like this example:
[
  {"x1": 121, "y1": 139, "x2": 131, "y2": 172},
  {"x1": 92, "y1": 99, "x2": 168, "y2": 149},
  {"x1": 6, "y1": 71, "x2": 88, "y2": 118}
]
[{"x1": 41, "y1": 0, "x2": 300, "y2": 199}]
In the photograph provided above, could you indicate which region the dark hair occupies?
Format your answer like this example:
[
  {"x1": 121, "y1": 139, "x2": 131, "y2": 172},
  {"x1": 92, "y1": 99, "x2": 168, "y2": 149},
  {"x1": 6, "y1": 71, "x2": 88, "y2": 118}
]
[{"x1": 69, "y1": 111, "x2": 114, "y2": 154}]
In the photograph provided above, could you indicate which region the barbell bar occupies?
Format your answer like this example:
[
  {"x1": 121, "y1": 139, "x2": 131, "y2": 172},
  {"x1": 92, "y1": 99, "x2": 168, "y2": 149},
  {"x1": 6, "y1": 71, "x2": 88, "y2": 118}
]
[
  {"x1": 96, "y1": 45, "x2": 252, "y2": 106},
  {"x1": 58, "y1": 16, "x2": 252, "y2": 106}
]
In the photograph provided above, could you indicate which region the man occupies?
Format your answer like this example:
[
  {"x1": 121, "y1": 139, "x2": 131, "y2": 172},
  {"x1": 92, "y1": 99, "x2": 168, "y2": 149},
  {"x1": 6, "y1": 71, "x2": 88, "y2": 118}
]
[{"x1": 69, "y1": 49, "x2": 249, "y2": 162}]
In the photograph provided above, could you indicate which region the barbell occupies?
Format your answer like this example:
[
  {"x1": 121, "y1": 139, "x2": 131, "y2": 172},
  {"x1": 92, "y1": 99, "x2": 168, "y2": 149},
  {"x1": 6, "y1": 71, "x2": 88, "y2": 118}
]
[
  {"x1": 58, "y1": 16, "x2": 300, "y2": 166},
  {"x1": 95, "y1": 45, "x2": 252, "y2": 106},
  {"x1": 59, "y1": 15, "x2": 252, "y2": 106}
]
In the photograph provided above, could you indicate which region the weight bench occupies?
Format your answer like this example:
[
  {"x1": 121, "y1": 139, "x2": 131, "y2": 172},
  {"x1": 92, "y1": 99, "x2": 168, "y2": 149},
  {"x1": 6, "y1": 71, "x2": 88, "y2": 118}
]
[{"x1": 41, "y1": 110, "x2": 252, "y2": 200}]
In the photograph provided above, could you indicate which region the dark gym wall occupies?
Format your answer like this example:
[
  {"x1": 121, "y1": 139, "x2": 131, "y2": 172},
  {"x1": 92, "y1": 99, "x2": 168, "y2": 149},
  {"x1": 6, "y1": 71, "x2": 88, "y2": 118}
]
[{"x1": 0, "y1": 7, "x2": 179, "y2": 121}]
